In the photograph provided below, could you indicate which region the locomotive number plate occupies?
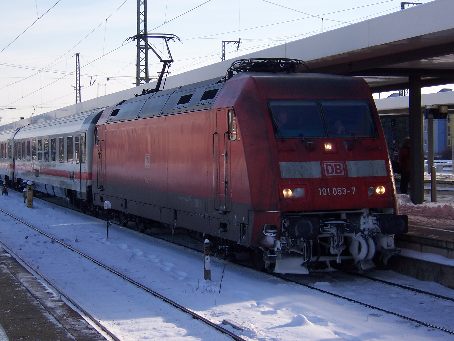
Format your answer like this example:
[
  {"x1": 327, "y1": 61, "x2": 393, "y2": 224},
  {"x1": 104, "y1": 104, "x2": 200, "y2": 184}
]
[{"x1": 318, "y1": 186, "x2": 356, "y2": 196}]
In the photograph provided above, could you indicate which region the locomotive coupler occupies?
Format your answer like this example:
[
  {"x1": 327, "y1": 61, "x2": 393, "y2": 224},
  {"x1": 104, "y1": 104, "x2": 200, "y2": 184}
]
[{"x1": 320, "y1": 220, "x2": 349, "y2": 261}]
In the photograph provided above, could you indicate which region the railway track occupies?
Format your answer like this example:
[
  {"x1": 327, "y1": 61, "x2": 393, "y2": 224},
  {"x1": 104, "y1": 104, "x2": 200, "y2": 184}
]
[
  {"x1": 344, "y1": 271, "x2": 454, "y2": 302},
  {"x1": 104, "y1": 211, "x2": 454, "y2": 337},
  {"x1": 0, "y1": 207, "x2": 245, "y2": 341},
  {"x1": 278, "y1": 272, "x2": 454, "y2": 336},
  {"x1": 3, "y1": 193, "x2": 454, "y2": 338}
]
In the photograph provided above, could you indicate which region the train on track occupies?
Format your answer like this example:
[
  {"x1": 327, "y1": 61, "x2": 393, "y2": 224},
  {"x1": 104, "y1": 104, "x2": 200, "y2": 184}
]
[{"x1": 0, "y1": 58, "x2": 407, "y2": 273}]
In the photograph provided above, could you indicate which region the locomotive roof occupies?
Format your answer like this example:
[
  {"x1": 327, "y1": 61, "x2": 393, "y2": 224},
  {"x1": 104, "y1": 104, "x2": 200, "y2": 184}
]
[
  {"x1": 103, "y1": 71, "x2": 367, "y2": 124},
  {"x1": 14, "y1": 109, "x2": 101, "y2": 139},
  {"x1": 104, "y1": 77, "x2": 225, "y2": 123}
]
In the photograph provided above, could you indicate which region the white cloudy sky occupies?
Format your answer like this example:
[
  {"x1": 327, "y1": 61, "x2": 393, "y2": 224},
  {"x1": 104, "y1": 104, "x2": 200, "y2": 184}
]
[{"x1": 0, "y1": 0, "x2": 435, "y2": 123}]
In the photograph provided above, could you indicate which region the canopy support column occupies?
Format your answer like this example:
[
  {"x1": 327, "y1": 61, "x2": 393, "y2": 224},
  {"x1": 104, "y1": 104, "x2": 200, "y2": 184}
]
[{"x1": 408, "y1": 75, "x2": 424, "y2": 204}]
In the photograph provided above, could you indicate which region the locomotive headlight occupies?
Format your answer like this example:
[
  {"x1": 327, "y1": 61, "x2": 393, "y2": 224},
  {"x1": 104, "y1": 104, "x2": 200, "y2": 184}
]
[
  {"x1": 282, "y1": 187, "x2": 305, "y2": 199},
  {"x1": 375, "y1": 185, "x2": 386, "y2": 195},
  {"x1": 324, "y1": 142, "x2": 333, "y2": 151},
  {"x1": 283, "y1": 188, "x2": 293, "y2": 198},
  {"x1": 368, "y1": 185, "x2": 386, "y2": 196}
]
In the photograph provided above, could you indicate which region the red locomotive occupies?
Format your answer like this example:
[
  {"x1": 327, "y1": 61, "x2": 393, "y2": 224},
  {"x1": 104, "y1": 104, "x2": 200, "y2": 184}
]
[{"x1": 1, "y1": 59, "x2": 407, "y2": 273}]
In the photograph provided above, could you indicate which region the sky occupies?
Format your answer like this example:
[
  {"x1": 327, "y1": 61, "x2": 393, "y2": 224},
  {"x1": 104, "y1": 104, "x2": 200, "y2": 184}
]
[
  {"x1": 0, "y1": 190, "x2": 453, "y2": 340},
  {"x1": 0, "y1": 0, "x2": 437, "y2": 124}
]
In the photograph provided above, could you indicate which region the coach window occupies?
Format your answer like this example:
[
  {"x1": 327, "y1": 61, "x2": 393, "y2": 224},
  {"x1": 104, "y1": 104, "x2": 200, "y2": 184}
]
[
  {"x1": 18, "y1": 141, "x2": 22, "y2": 160},
  {"x1": 58, "y1": 137, "x2": 64, "y2": 162},
  {"x1": 80, "y1": 134, "x2": 86, "y2": 163},
  {"x1": 50, "y1": 138, "x2": 56, "y2": 162},
  {"x1": 26, "y1": 140, "x2": 31, "y2": 160},
  {"x1": 32, "y1": 139, "x2": 36, "y2": 160},
  {"x1": 67, "y1": 136, "x2": 73, "y2": 162},
  {"x1": 21, "y1": 141, "x2": 26, "y2": 160},
  {"x1": 37, "y1": 139, "x2": 43, "y2": 161},
  {"x1": 43, "y1": 138, "x2": 49, "y2": 162},
  {"x1": 74, "y1": 135, "x2": 80, "y2": 164},
  {"x1": 16, "y1": 142, "x2": 21, "y2": 160}
]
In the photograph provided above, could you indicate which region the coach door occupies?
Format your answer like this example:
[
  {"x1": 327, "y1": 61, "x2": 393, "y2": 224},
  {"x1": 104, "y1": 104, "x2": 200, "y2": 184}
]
[{"x1": 213, "y1": 109, "x2": 232, "y2": 212}]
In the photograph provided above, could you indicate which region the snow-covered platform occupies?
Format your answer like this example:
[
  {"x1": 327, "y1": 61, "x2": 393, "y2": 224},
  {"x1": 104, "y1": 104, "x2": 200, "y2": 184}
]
[
  {"x1": 393, "y1": 195, "x2": 454, "y2": 289},
  {"x1": 0, "y1": 246, "x2": 105, "y2": 340}
]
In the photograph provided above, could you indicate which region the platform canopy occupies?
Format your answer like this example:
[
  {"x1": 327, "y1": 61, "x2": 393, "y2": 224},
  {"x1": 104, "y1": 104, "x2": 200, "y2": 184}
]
[{"x1": 166, "y1": 0, "x2": 454, "y2": 93}]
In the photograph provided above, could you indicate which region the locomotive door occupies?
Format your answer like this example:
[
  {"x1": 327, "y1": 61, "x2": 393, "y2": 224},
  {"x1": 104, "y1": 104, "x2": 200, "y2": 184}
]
[
  {"x1": 213, "y1": 109, "x2": 231, "y2": 212},
  {"x1": 95, "y1": 127, "x2": 106, "y2": 190}
]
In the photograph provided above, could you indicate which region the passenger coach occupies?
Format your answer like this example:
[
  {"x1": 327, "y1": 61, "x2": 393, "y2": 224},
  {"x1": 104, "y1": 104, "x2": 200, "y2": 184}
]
[{"x1": 13, "y1": 110, "x2": 101, "y2": 202}]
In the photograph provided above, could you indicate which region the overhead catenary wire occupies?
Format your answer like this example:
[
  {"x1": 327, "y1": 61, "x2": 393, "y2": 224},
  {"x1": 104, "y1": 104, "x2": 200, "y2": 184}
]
[
  {"x1": 4, "y1": 0, "x2": 217, "y2": 108},
  {"x1": 0, "y1": 0, "x2": 63, "y2": 54},
  {"x1": 2, "y1": 0, "x2": 423, "y2": 116},
  {"x1": 0, "y1": 0, "x2": 130, "y2": 91}
]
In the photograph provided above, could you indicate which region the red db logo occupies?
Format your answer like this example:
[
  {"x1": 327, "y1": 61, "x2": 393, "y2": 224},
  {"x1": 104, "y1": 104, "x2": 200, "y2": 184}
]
[{"x1": 322, "y1": 161, "x2": 346, "y2": 176}]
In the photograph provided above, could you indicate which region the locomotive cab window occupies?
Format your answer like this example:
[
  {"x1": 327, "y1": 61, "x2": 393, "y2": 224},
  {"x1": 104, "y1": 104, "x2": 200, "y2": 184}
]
[
  {"x1": 270, "y1": 100, "x2": 323, "y2": 138},
  {"x1": 269, "y1": 100, "x2": 376, "y2": 138},
  {"x1": 323, "y1": 100, "x2": 376, "y2": 138}
]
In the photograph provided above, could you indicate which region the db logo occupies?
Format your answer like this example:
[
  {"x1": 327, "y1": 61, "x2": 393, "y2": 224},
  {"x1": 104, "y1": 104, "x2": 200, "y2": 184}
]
[{"x1": 322, "y1": 161, "x2": 346, "y2": 176}]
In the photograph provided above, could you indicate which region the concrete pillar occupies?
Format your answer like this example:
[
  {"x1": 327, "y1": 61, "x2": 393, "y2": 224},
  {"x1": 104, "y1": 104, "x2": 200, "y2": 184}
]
[
  {"x1": 452, "y1": 137, "x2": 454, "y2": 175},
  {"x1": 408, "y1": 75, "x2": 424, "y2": 204},
  {"x1": 428, "y1": 114, "x2": 434, "y2": 174}
]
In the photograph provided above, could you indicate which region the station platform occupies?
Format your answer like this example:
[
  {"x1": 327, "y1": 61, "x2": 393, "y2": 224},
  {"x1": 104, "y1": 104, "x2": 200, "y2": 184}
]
[
  {"x1": 392, "y1": 189, "x2": 454, "y2": 289},
  {"x1": 0, "y1": 246, "x2": 105, "y2": 341}
]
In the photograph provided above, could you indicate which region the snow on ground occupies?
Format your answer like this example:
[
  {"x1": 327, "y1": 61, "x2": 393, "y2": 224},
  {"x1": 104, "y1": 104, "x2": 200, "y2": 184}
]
[
  {"x1": 398, "y1": 193, "x2": 454, "y2": 219},
  {"x1": 0, "y1": 192, "x2": 453, "y2": 340}
]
